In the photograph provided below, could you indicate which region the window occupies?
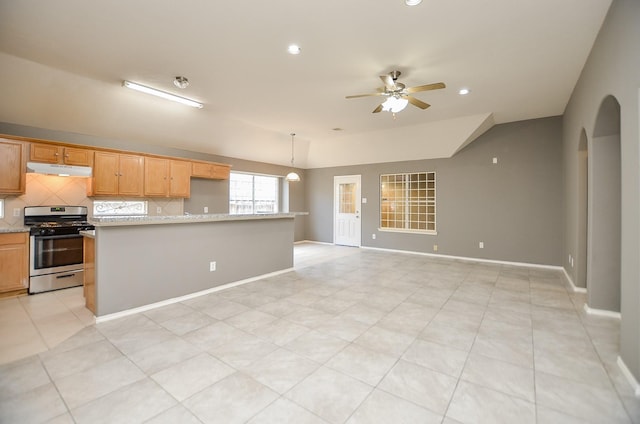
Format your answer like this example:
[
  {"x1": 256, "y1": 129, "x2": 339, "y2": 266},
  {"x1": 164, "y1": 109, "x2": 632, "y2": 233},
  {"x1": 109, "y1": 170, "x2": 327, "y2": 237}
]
[
  {"x1": 93, "y1": 200, "x2": 148, "y2": 216},
  {"x1": 229, "y1": 172, "x2": 279, "y2": 214},
  {"x1": 380, "y1": 172, "x2": 436, "y2": 233}
]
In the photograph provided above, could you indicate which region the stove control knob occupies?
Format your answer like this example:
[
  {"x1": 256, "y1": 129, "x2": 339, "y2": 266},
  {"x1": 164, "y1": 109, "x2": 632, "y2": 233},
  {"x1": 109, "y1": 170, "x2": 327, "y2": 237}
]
[{"x1": 47, "y1": 229, "x2": 56, "y2": 235}]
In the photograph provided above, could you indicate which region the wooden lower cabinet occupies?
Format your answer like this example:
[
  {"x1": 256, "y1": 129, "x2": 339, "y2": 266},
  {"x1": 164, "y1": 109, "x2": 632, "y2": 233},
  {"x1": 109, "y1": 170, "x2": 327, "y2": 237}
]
[
  {"x1": 0, "y1": 233, "x2": 29, "y2": 294},
  {"x1": 83, "y1": 236, "x2": 96, "y2": 314}
]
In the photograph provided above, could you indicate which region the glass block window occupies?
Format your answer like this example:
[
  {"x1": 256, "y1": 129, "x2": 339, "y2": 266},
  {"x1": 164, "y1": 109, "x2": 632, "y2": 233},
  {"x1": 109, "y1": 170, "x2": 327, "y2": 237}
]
[
  {"x1": 229, "y1": 172, "x2": 279, "y2": 214},
  {"x1": 380, "y1": 172, "x2": 436, "y2": 233},
  {"x1": 93, "y1": 200, "x2": 148, "y2": 216}
]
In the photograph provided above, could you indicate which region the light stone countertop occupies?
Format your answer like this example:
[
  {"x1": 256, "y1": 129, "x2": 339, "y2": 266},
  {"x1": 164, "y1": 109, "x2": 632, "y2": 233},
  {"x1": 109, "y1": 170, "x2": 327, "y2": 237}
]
[
  {"x1": 90, "y1": 212, "x2": 307, "y2": 227},
  {"x1": 0, "y1": 226, "x2": 29, "y2": 234}
]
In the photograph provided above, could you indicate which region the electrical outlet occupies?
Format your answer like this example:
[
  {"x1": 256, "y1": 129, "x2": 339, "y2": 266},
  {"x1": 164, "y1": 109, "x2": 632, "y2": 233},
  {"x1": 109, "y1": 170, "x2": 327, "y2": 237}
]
[
  {"x1": 156, "y1": 206, "x2": 162, "y2": 214},
  {"x1": 362, "y1": 198, "x2": 367, "y2": 204},
  {"x1": 479, "y1": 241, "x2": 484, "y2": 249},
  {"x1": 372, "y1": 234, "x2": 376, "y2": 240},
  {"x1": 492, "y1": 157, "x2": 498, "y2": 164},
  {"x1": 209, "y1": 261, "x2": 216, "y2": 272},
  {"x1": 204, "y1": 206, "x2": 209, "y2": 213},
  {"x1": 433, "y1": 244, "x2": 438, "y2": 252},
  {"x1": 13, "y1": 208, "x2": 20, "y2": 217}
]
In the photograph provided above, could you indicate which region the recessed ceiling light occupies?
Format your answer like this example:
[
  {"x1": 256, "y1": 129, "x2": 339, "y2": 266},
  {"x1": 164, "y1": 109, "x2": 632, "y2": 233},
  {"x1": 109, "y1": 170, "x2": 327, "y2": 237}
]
[
  {"x1": 405, "y1": 0, "x2": 423, "y2": 6},
  {"x1": 458, "y1": 88, "x2": 471, "y2": 95},
  {"x1": 288, "y1": 44, "x2": 301, "y2": 55}
]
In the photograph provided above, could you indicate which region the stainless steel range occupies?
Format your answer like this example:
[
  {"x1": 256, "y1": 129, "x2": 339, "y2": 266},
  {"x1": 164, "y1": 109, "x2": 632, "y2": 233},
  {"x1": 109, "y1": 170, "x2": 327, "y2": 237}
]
[{"x1": 25, "y1": 206, "x2": 95, "y2": 294}]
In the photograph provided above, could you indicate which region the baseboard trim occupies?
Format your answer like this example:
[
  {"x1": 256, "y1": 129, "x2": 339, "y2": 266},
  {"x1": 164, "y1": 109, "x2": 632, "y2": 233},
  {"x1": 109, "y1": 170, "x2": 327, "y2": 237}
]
[
  {"x1": 583, "y1": 303, "x2": 621, "y2": 319},
  {"x1": 361, "y1": 245, "x2": 562, "y2": 271},
  {"x1": 562, "y1": 267, "x2": 587, "y2": 293},
  {"x1": 95, "y1": 267, "x2": 294, "y2": 324},
  {"x1": 297, "y1": 240, "x2": 334, "y2": 246},
  {"x1": 617, "y1": 356, "x2": 640, "y2": 397}
]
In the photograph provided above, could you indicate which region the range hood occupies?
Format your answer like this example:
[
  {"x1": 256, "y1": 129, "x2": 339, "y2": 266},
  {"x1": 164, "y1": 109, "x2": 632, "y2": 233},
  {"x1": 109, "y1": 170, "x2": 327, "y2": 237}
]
[{"x1": 27, "y1": 162, "x2": 92, "y2": 177}]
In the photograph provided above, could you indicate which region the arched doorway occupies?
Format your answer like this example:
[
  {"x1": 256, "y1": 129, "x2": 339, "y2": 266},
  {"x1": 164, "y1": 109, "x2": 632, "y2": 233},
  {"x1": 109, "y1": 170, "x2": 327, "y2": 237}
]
[{"x1": 587, "y1": 95, "x2": 621, "y2": 312}]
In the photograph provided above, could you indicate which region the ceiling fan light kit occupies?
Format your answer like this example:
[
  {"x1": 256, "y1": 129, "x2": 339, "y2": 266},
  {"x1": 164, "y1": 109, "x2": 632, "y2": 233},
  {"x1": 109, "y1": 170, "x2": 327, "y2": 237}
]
[
  {"x1": 381, "y1": 96, "x2": 409, "y2": 113},
  {"x1": 346, "y1": 71, "x2": 445, "y2": 115},
  {"x1": 123, "y1": 80, "x2": 203, "y2": 108},
  {"x1": 286, "y1": 133, "x2": 301, "y2": 182}
]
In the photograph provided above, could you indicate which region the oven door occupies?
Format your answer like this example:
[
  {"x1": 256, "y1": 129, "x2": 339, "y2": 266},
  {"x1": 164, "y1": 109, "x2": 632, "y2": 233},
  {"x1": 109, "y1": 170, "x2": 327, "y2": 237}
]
[{"x1": 30, "y1": 234, "x2": 84, "y2": 276}]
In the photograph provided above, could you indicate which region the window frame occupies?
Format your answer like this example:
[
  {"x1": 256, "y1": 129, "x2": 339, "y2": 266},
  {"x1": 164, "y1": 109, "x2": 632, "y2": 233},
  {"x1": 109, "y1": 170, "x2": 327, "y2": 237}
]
[
  {"x1": 93, "y1": 200, "x2": 148, "y2": 216},
  {"x1": 229, "y1": 172, "x2": 280, "y2": 215},
  {"x1": 379, "y1": 171, "x2": 437, "y2": 235}
]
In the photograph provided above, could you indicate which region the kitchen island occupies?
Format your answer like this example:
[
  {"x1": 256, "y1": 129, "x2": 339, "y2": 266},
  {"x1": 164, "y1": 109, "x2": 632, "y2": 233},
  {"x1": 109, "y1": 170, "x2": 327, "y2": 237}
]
[{"x1": 85, "y1": 213, "x2": 298, "y2": 319}]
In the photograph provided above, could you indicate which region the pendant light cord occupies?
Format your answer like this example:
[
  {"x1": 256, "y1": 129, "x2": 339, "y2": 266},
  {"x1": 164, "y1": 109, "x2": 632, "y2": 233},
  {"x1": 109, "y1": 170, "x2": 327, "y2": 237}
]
[{"x1": 290, "y1": 133, "x2": 296, "y2": 167}]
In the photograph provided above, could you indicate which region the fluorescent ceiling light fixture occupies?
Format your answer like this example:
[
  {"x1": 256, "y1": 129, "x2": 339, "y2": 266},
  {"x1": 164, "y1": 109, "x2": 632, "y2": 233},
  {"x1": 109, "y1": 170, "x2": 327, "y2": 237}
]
[
  {"x1": 122, "y1": 80, "x2": 203, "y2": 108},
  {"x1": 405, "y1": 0, "x2": 423, "y2": 5},
  {"x1": 288, "y1": 44, "x2": 301, "y2": 55},
  {"x1": 458, "y1": 88, "x2": 471, "y2": 95},
  {"x1": 381, "y1": 96, "x2": 409, "y2": 113}
]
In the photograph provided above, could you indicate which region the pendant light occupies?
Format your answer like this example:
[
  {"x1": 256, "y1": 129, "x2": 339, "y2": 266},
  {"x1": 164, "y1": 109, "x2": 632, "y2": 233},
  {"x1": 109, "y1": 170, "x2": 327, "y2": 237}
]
[{"x1": 286, "y1": 133, "x2": 301, "y2": 182}]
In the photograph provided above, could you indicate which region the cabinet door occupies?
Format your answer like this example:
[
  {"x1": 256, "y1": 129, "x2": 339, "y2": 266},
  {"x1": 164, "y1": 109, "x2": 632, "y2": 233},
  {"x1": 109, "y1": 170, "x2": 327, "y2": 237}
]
[
  {"x1": 63, "y1": 147, "x2": 94, "y2": 166},
  {"x1": 30, "y1": 143, "x2": 62, "y2": 163},
  {"x1": 191, "y1": 161, "x2": 213, "y2": 178},
  {"x1": 144, "y1": 157, "x2": 169, "y2": 197},
  {"x1": 0, "y1": 233, "x2": 28, "y2": 293},
  {"x1": 169, "y1": 160, "x2": 191, "y2": 198},
  {"x1": 83, "y1": 236, "x2": 96, "y2": 314},
  {"x1": 211, "y1": 164, "x2": 231, "y2": 180},
  {"x1": 0, "y1": 140, "x2": 26, "y2": 194},
  {"x1": 92, "y1": 151, "x2": 120, "y2": 195},
  {"x1": 118, "y1": 154, "x2": 144, "y2": 197}
]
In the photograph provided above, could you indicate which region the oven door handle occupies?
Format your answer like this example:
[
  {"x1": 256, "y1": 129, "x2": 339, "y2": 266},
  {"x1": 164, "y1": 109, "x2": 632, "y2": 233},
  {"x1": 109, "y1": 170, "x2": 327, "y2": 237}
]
[{"x1": 32, "y1": 234, "x2": 83, "y2": 240}]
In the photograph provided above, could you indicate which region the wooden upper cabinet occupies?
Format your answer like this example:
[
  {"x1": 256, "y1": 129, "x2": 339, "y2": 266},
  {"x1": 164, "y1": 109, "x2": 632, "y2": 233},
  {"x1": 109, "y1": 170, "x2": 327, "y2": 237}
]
[
  {"x1": 90, "y1": 151, "x2": 144, "y2": 196},
  {"x1": 191, "y1": 161, "x2": 231, "y2": 180},
  {"x1": 144, "y1": 157, "x2": 168, "y2": 197},
  {"x1": 0, "y1": 139, "x2": 26, "y2": 195},
  {"x1": 0, "y1": 232, "x2": 28, "y2": 293},
  {"x1": 30, "y1": 143, "x2": 94, "y2": 166},
  {"x1": 144, "y1": 158, "x2": 191, "y2": 198},
  {"x1": 169, "y1": 160, "x2": 191, "y2": 198}
]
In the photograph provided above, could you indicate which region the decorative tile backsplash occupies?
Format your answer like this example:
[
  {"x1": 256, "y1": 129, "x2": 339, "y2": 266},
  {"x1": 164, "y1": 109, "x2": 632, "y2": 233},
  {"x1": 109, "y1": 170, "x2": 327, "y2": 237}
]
[{"x1": 0, "y1": 174, "x2": 183, "y2": 227}]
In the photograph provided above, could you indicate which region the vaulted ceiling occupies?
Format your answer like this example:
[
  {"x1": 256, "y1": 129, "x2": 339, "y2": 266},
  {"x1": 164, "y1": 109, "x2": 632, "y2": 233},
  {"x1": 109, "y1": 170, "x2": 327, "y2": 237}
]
[{"x1": 0, "y1": 0, "x2": 611, "y2": 168}]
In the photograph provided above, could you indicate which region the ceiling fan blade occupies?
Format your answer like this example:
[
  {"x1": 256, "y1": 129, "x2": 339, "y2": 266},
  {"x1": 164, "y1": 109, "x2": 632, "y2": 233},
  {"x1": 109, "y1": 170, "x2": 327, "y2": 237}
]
[
  {"x1": 372, "y1": 104, "x2": 383, "y2": 113},
  {"x1": 346, "y1": 92, "x2": 386, "y2": 99},
  {"x1": 405, "y1": 82, "x2": 446, "y2": 94},
  {"x1": 406, "y1": 96, "x2": 430, "y2": 110},
  {"x1": 380, "y1": 75, "x2": 397, "y2": 91}
]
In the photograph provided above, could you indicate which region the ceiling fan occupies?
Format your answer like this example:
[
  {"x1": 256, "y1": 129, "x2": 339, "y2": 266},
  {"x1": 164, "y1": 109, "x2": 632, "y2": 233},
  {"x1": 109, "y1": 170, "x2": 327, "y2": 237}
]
[{"x1": 346, "y1": 71, "x2": 445, "y2": 114}]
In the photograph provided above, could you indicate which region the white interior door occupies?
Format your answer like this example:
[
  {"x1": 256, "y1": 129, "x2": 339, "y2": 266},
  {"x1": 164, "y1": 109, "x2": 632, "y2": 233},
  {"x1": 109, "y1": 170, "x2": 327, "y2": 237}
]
[{"x1": 334, "y1": 175, "x2": 361, "y2": 247}]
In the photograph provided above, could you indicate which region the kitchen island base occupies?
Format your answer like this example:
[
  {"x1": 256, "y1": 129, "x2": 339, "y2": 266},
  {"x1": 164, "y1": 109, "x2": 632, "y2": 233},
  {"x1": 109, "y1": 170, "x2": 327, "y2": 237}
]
[{"x1": 89, "y1": 214, "x2": 295, "y2": 317}]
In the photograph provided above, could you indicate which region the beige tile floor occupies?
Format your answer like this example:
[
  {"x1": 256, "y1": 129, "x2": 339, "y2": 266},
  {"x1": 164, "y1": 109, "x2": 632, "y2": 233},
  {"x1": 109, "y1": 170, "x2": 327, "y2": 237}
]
[{"x1": 1, "y1": 242, "x2": 639, "y2": 423}]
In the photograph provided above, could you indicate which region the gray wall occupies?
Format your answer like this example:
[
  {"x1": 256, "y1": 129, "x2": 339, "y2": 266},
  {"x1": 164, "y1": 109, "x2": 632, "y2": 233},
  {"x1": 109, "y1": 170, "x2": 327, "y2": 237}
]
[
  {"x1": 562, "y1": 0, "x2": 640, "y2": 380},
  {"x1": 305, "y1": 116, "x2": 564, "y2": 266},
  {"x1": 95, "y1": 218, "x2": 294, "y2": 316}
]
